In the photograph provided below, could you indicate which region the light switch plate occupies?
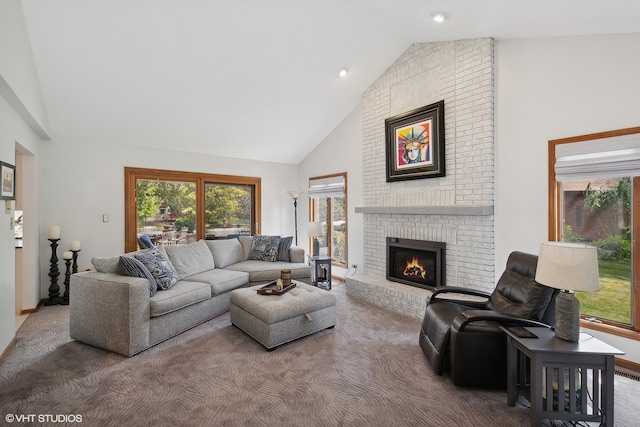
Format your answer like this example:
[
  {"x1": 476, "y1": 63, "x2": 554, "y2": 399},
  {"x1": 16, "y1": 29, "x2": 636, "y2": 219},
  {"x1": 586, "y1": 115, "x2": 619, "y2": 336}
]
[{"x1": 102, "y1": 214, "x2": 109, "y2": 222}]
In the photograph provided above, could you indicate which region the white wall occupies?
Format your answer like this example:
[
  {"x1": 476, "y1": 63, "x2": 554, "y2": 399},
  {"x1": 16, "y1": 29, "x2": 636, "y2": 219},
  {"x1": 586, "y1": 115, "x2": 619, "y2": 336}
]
[
  {"x1": 495, "y1": 33, "x2": 640, "y2": 363},
  {"x1": 0, "y1": 0, "x2": 46, "y2": 356},
  {"x1": 297, "y1": 104, "x2": 364, "y2": 279},
  {"x1": 0, "y1": 0, "x2": 50, "y2": 138},
  {"x1": 37, "y1": 136, "x2": 300, "y2": 298}
]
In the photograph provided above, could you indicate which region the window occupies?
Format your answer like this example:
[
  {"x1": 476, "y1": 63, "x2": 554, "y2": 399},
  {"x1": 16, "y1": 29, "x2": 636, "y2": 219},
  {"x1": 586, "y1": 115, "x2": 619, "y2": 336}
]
[
  {"x1": 548, "y1": 127, "x2": 640, "y2": 336},
  {"x1": 309, "y1": 173, "x2": 347, "y2": 267},
  {"x1": 125, "y1": 167, "x2": 261, "y2": 252}
]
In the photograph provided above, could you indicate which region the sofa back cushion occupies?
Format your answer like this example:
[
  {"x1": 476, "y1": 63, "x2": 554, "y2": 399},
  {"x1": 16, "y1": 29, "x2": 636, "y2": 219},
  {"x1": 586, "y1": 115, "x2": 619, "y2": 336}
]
[
  {"x1": 238, "y1": 235, "x2": 253, "y2": 259},
  {"x1": 164, "y1": 240, "x2": 215, "y2": 278},
  {"x1": 206, "y1": 238, "x2": 246, "y2": 268}
]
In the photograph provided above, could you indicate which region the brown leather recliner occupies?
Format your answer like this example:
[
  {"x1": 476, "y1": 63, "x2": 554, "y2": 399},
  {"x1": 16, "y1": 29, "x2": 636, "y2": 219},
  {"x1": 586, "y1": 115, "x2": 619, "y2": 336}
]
[{"x1": 419, "y1": 251, "x2": 557, "y2": 389}]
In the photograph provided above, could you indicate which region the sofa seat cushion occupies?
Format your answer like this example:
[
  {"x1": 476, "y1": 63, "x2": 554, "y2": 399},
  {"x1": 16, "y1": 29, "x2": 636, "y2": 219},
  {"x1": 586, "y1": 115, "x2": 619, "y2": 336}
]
[
  {"x1": 164, "y1": 240, "x2": 215, "y2": 278},
  {"x1": 181, "y1": 269, "x2": 249, "y2": 296},
  {"x1": 225, "y1": 260, "x2": 311, "y2": 282},
  {"x1": 150, "y1": 281, "x2": 212, "y2": 318}
]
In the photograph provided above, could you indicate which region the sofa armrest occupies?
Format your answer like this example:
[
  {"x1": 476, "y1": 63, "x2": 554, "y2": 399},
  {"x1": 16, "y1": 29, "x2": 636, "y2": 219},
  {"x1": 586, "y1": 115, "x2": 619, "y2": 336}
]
[
  {"x1": 289, "y1": 246, "x2": 305, "y2": 263},
  {"x1": 69, "y1": 271, "x2": 151, "y2": 356}
]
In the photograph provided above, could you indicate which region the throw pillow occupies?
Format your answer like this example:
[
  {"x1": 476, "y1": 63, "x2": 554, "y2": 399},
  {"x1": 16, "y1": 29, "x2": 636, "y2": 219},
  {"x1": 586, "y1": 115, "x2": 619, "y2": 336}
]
[
  {"x1": 248, "y1": 235, "x2": 281, "y2": 262},
  {"x1": 118, "y1": 256, "x2": 158, "y2": 297},
  {"x1": 276, "y1": 236, "x2": 293, "y2": 262},
  {"x1": 134, "y1": 249, "x2": 180, "y2": 290}
]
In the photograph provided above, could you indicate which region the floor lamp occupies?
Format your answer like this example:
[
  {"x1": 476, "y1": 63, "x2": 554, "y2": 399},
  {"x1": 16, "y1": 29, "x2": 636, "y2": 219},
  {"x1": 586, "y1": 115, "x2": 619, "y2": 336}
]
[{"x1": 287, "y1": 190, "x2": 304, "y2": 245}]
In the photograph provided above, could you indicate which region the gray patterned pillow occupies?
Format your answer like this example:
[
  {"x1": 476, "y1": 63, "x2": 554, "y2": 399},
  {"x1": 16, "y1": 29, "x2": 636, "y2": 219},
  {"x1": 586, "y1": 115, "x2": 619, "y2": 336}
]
[
  {"x1": 134, "y1": 249, "x2": 180, "y2": 290},
  {"x1": 118, "y1": 256, "x2": 158, "y2": 296},
  {"x1": 248, "y1": 235, "x2": 281, "y2": 262},
  {"x1": 276, "y1": 236, "x2": 293, "y2": 262}
]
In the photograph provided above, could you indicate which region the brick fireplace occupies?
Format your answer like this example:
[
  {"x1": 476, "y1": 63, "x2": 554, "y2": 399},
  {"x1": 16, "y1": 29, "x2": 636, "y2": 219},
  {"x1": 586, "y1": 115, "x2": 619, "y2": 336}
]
[{"x1": 346, "y1": 38, "x2": 496, "y2": 319}]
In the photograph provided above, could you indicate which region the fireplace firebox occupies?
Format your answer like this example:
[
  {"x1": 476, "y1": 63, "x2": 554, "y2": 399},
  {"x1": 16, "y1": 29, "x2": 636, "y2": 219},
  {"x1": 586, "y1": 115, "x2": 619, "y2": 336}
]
[{"x1": 386, "y1": 237, "x2": 445, "y2": 290}]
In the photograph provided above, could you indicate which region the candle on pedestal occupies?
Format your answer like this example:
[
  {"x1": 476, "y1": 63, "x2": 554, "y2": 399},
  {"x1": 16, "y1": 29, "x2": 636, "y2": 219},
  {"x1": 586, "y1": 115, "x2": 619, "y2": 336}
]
[
  {"x1": 49, "y1": 225, "x2": 60, "y2": 240},
  {"x1": 63, "y1": 251, "x2": 73, "y2": 260},
  {"x1": 71, "y1": 240, "x2": 81, "y2": 251}
]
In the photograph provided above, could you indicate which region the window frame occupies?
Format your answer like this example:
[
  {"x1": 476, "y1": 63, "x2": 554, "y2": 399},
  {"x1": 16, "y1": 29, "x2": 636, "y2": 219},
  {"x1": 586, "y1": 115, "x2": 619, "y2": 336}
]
[
  {"x1": 308, "y1": 172, "x2": 348, "y2": 268},
  {"x1": 124, "y1": 167, "x2": 261, "y2": 252},
  {"x1": 548, "y1": 127, "x2": 640, "y2": 340}
]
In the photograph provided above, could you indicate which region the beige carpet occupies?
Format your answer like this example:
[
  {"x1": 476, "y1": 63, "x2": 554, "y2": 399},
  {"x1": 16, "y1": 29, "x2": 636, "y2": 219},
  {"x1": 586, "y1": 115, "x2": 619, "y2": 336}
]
[{"x1": 1, "y1": 283, "x2": 638, "y2": 427}]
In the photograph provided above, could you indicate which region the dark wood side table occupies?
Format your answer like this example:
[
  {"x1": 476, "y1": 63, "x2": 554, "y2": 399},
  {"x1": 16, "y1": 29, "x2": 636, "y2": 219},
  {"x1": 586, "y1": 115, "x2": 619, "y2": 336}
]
[
  {"x1": 310, "y1": 255, "x2": 332, "y2": 290},
  {"x1": 501, "y1": 326, "x2": 624, "y2": 426}
]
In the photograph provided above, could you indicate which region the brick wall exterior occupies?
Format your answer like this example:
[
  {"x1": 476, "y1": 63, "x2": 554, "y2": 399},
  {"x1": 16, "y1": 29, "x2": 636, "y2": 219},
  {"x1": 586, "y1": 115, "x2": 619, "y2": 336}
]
[{"x1": 348, "y1": 39, "x2": 495, "y2": 314}]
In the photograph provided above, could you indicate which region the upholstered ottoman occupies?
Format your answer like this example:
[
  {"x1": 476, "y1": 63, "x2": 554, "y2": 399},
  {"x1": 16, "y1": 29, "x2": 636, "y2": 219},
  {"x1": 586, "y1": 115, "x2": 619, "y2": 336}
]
[{"x1": 230, "y1": 281, "x2": 336, "y2": 350}]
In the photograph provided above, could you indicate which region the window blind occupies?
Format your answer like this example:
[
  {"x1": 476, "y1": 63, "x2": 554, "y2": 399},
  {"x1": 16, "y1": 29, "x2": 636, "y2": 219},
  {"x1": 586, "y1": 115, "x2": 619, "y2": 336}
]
[
  {"x1": 555, "y1": 133, "x2": 640, "y2": 181},
  {"x1": 308, "y1": 175, "x2": 345, "y2": 198}
]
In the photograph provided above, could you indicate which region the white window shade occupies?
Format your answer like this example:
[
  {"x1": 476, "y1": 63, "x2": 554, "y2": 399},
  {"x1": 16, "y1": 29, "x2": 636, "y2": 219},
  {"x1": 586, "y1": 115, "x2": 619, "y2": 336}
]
[
  {"x1": 308, "y1": 176, "x2": 345, "y2": 198},
  {"x1": 555, "y1": 133, "x2": 640, "y2": 181}
]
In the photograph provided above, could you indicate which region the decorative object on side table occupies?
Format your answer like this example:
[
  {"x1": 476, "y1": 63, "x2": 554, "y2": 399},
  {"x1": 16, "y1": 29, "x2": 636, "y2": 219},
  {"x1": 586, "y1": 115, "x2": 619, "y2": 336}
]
[
  {"x1": 535, "y1": 241, "x2": 600, "y2": 342},
  {"x1": 45, "y1": 225, "x2": 62, "y2": 306},
  {"x1": 287, "y1": 190, "x2": 304, "y2": 245},
  {"x1": 308, "y1": 221, "x2": 323, "y2": 257},
  {"x1": 310, "y1": 255, "x2": 332, "y2": 290},
  {"x1": 61, "y1": 251, "x2": 72, "y2": 305},
  {"x1": 385, "y1": 100, "x2": 445, "y2": 182}
]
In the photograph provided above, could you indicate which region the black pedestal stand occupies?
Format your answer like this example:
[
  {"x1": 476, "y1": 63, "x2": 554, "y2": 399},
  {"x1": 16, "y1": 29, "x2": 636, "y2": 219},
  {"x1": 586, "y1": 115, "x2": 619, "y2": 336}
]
[
  {"x1": 61, "y1": 258, "x2": 72, "y2": 305},
  {"x1": 45, "y1": 238, "x2": 62, "y2": 306}
]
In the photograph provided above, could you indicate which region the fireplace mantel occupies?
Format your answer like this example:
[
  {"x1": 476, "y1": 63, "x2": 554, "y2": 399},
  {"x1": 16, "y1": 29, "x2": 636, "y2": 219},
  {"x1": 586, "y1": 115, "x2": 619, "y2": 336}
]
[{"x1": 354, "y1": 206, "x2": 493, "y2": 216}]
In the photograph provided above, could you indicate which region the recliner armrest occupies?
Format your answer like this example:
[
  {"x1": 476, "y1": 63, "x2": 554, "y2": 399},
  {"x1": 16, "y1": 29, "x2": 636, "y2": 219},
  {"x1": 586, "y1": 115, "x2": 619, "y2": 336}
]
[
  {"x1": 452, "y1": 309, "x2": 552, "y2": 332},
  {"x1": 429, "y1": 286, "x2": 492, "y2": 304}
]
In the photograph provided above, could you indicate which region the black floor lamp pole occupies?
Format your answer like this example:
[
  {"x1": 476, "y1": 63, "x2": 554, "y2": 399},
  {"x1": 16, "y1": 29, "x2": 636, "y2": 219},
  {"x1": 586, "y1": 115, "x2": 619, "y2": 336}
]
[
  {"x1": 293, "y1": 197, "x2": 298, "y2": 245},
  {"x1": 287, "y1": 190, "x2": 304, "y2": 246}
]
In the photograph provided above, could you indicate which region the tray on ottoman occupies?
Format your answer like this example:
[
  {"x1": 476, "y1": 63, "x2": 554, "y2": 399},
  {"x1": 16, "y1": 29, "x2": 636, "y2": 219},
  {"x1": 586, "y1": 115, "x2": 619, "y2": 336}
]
[
  {"x1": 230, "y1": 281, "x2": 336, "y2": 350},
  {"x1": 256, "y1": 281, "x2": 296, "y2": 295}
]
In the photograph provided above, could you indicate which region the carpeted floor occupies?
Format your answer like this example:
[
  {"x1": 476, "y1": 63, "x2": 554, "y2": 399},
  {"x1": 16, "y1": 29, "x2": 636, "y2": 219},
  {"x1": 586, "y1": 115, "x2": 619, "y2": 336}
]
[{"x1": 1, "y1": 283, "x2": 638, "y2": 427}]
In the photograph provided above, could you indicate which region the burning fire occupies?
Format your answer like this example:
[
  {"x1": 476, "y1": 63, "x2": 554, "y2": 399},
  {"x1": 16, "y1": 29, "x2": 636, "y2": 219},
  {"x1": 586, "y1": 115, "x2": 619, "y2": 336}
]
[{"x1": 403, "y1": 257, "x2": 426, "y2": 280}]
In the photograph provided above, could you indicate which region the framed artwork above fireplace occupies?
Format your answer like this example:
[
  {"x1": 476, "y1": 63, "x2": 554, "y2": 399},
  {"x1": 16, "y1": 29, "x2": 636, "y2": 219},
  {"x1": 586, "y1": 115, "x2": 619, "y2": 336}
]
[{"x1": 385, "y1": 100, "x2": 445, "y2": 182}]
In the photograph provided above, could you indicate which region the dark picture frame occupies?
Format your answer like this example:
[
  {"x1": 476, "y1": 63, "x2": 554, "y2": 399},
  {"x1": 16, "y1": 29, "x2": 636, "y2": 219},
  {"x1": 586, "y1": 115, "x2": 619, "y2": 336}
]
[
  {"x1": 1, "y1": 161, "x2": 16, "y2": 200},
  {"x1": 385, "y1": 100, "x2": 445, "y2": 182}
]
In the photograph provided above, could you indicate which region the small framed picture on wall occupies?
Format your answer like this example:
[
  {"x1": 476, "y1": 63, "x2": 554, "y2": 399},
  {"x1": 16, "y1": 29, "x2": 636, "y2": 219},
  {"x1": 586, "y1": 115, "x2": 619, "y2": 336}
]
[{"x1": 1, "y1": 161, "x2": 16, "y2": 200}]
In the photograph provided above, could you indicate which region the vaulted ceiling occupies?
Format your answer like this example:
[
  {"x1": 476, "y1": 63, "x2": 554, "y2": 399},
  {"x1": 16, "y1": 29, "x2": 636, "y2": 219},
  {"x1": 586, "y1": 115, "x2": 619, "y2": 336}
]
[{"x1": 21, "y1": 0, "x2": 640, "y2": 164}]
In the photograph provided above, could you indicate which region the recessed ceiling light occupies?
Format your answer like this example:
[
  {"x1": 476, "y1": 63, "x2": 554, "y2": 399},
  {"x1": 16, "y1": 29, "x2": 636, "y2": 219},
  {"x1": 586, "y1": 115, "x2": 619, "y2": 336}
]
[
  {"x1": 337, "y1": 68, "x2": 349, "y2": 78},
  {"x1": 431, "y1": 12, "x2": 448, "y2": 23}
]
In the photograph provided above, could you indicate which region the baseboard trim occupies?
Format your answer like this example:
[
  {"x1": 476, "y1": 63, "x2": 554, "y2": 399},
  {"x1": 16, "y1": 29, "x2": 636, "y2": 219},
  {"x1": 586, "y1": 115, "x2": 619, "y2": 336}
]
[
  {"x1": 19, "y1": 299, "x2": 45, "y2": 315},
  {"x1": 615, "y1": 357, "x2": 640, "y2": 380},
  {"x1": 0, "y1": 336, "x2": 18, "y2": 365}
]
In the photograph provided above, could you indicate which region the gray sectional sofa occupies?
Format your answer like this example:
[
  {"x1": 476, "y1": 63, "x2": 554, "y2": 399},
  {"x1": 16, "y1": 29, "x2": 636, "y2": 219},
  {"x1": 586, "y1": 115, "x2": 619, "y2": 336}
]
[{"x1": 69, "y1": 236, "x2": 311, "y2": 356}]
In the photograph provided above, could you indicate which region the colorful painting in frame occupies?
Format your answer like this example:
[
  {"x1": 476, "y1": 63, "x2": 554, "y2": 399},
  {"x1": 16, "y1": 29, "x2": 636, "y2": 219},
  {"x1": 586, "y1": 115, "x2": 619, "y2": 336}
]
[
  {"x1": 0, "y1": 161, "x2": 16, "y2": 200},
  {"x1": 385, "y1": 100, "x2": 445, "y2": 182}
]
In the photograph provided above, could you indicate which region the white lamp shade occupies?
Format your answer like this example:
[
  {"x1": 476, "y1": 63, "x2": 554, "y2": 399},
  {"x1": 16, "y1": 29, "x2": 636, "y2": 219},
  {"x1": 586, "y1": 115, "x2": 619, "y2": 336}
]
[
  {"x1": 308, "y1": 222, "x2": 323, "y2": 237},
  {"x1": 287, "y1": 190, "x2": 305, "y2": 199},
  {"x1": 535, "y1": 242, "x2": 600, "y2": 292}
]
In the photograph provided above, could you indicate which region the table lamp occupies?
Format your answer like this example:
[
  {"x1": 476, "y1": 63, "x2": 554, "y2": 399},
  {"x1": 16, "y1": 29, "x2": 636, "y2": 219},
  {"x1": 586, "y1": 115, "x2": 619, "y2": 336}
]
[
  {"x1": 308, "y1": 221, "x2": 323, "y2": 256},
  {"x1": 535, "y1": 242, "x2": 600, "y2": 342}
]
